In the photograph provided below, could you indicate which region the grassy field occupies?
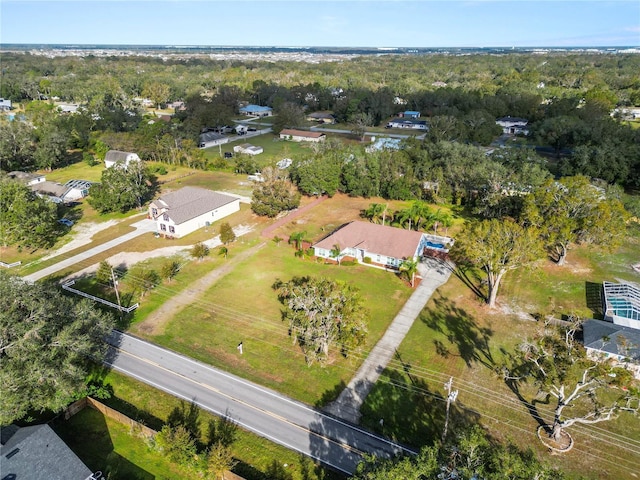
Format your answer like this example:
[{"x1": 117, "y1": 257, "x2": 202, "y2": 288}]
[
  {"x1": 129, "y1": 193, "x2": 460, "y2": 405},
  {"x1": 68, "y1": 370, "x2": 342, "y2": 480}
]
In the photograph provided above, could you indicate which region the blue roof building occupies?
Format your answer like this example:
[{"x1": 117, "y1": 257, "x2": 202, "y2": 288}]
[
  {"x1": 401, "y1": 110, "x2": 421, "y2": 118},
  {"x1": 239, "y1": 105, "x2": 273, "y2": 117}
]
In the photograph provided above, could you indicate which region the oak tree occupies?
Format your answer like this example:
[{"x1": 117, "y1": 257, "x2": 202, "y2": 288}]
[
  {"x1": 0, "y1": 272, "x2": 115, "y2": 424},
  {"x1": 273, "y1": 276, "x2": 368, "y2": 366},
  {"x1": 453, "y1": 219, "x2": 542, "y2": 308}
]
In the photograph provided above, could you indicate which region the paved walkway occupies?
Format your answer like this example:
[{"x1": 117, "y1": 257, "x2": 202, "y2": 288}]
[
  {"x1": 324, "y1": 256, "x2": 454, "y2": 423},
  {"x1": 24, "y1": 218, "x2": 157, "y2": 283}
]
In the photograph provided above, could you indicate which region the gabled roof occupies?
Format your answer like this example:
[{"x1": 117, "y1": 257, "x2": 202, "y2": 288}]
[
  {"x1": 280, "y1": 129, "x2": 326, "y2": 138},
  {"x1": 104, "y1": 150, "x2": 137, "y2": 163},
  {"x1": 199, "y1": 131, "x2": 226, "y2": 143},
  {"x1": 0, "y1": 424, "x2": 92, "y2": 480},
  {"x1": 313, "y1": 221, "x2": 423, "y2": 260},
  {"x1": 8, "y1": 171, "x2": 45, "y2": 183},
  {"x1": 154, "y1": 187, "x2": 238, "y2": 225},
  {"x1": 31, "y1": 181, "x2": 68, "y2": 197},
  {"x1": 496, "y1": 116, "x2": 528, "y2": 124},
  {"x1": 582, "y1": 319, "x2": 640, "y2": 362}
]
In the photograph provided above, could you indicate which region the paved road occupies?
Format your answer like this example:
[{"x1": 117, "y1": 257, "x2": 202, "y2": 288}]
[
  {"x1": 325, "y1": 257, "x2": 454, "y2": 423},
  {"x1": 24, "y1": 218, "x2": 156, "y2": 283},
  {"x1": 105, "y1": 331, "x2": 415, "y2": 475}
]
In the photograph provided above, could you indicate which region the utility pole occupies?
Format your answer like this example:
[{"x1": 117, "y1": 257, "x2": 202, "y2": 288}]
[
  {"x1": 111, "y1": 268, "x2": 121, "y2": 308},
  {"x1": 441, "y1": 376, "x2": 458, "y2": 443}
]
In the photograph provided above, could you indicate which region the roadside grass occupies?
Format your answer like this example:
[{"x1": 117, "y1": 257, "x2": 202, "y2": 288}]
[
  {"x1": 359, "y1": 233, "x2": 640, "y2": 480},
  {"x1": 93, "y1": 370, "x2": 343, "y2": 480}
]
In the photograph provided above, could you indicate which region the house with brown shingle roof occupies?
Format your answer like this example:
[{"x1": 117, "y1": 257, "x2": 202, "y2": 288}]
[
  {"x1": 279, "y1": 129, "x2": 326, "y2": 142},
  {"x1": 148, "y1": 186, "x2": 240, "y2": 238},
  {"x1": 312, "y1": 221, "x2": 453, "y2": 269}
]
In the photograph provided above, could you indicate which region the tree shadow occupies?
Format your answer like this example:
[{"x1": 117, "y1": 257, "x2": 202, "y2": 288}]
[
  {"x1": 53, "y1": 407, "x2": 153, "y2": 479},
  {"x1": 585, "y1": 281, "x2": 604, "y2": 319},
  {"x1": 452, "y1": 262, "x2": 487, "y2": 302},
  {"x1": 421, "y1": 293, "x2": 495, "y2": 369},
  {"x1": 314, "y1": 381, "x2": 347, "y2": 408},
  {"x1": 498, "y1": 347, "x2": 550, "y2": 432},
  {"x1": 357, "y1": 367, "x2": 481, "y2": 450}
]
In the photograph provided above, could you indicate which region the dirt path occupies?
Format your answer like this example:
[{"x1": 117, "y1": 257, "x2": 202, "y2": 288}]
[
  {"x1": 133, "y1": 241, "x2": 266, "y2": 336},
  {"x1": 261, "y1": 196, "x2": 328, "y2": 239}
]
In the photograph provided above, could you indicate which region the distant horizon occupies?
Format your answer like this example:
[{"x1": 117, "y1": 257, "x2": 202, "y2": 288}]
[
  {"x1": 2, "y1": 1, "x2": 639, "y2": 48},
  {"x1": 3, "y1": 43, "x2": 638, "y2": 50}
]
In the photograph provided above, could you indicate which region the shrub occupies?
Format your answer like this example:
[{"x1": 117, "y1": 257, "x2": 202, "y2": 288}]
[{"x1": 363, "y1": 257, "x2": 372, "y2": 264}]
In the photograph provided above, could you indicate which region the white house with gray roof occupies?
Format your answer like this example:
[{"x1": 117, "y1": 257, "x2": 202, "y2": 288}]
[
  {"x1": 148, "y1": 186, "x2": 240, "y2": 238},
  {"x1": 104, "y1": 150, "x2": 141, "y2": 169}
]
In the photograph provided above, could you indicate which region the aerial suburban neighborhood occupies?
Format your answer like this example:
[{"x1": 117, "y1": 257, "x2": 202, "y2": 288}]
[{"x1": 1, "y1": 4, "x2": 640, "y2": 479}]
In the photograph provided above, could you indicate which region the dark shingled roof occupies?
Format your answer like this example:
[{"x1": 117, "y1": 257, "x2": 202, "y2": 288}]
[
  {"x1": 156, "y1": 186, "x2": 238, "y2": 225},
  {"x1": 582, "y1": 319, "x2": 640, "y2": 362},
  {"x1": 0, "y1": 424, "x2": 92, "y2": 480},
  {"x1": 313, "y1": 221, "x2": 423, "y2": 260}
]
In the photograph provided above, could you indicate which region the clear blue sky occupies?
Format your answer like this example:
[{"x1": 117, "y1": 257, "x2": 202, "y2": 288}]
[{"x1": 1, "y1": 1, "x2": 639, "y2": 47}]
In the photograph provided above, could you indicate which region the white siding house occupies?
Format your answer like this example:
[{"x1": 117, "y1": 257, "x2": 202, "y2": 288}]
[
  {"x1": 148, "y1": 187, "x2": 240, "y2": 238},
  {"x1": 312, "y1": 221, "x2": 453, "y2": 269},
  {"x1": 279, "y1": 129, "x2": 326, "y2": 142},
  {"x1": 496, "y1": 116, "x2": 529, "y2": 135}
]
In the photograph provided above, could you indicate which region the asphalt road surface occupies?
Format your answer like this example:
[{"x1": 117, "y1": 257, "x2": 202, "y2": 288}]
[{"x1": 105, "y1": 331, "x2": 415, "y2": 475}]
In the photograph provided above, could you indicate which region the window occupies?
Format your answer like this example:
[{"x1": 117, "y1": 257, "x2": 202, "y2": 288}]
[
  {"x1": 160, "y1": 224, "x2": 166, "y2": 231},
  {"x1": 169, "y1": 226, "x2": 175, "y2": 234},
  {"x1": 152, "y1": 208, "x2": 157, "y2": 216},
  {"x1": 163, "y1": 213, "x2": 169, "y2": 221},
  {"x1": 376, "y1": 255, "x2": 381, "y2": 262}
]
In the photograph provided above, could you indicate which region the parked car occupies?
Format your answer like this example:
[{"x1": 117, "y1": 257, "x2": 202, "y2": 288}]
[{"x1": 58, "y1": 218, "x2": 74, "y2": 227}]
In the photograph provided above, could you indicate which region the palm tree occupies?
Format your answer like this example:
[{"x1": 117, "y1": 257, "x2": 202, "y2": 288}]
[
  {"x1": 431, "y1": 209, "x2": 453, "y2": 234},
  {"x1": 363, "y1": 203, "x2": 385, "y2": 224},
  {"x1": 400, "y1": 259, "x2": 419, "y2": 287},
  {"x1": 330, "y1": 244, "x2": 342, "y2": 265},
  {"x1": 288, "y1": 231, "x2": 306, "y2": 252}
]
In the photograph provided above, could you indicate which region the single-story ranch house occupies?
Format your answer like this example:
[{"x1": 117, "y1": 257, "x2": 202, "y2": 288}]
[
  {"x1": 8, "y1": 171, "x2": 46, "y2": 186},
  {"x1": 104, "y1": 150, "x2": 141, "y2": 169},
  {"x1": 306, "y1": 112, "x2": 336, "y2": 124},
  {"x1": 239, "y1": 104, "x2": 273, "y2": 117},
  {"x1": 199, "y1": 131, "x2": 230, "y2": 149},
  {"x1": 312, "y1": 221, "x2": 453, "y2": 269},
  {"x1": 148, "y1": 186, "x2": 240, "y2": 238},
  {"x1": 582, "y1": 318, "x2": 640, "y2": 380},
  {"x1": 279, "y1": 129, "x2": 326, "y2": 142},
  {"x1": 386, "y1": 118, "x2": 428, "y2": 130},
  {"x1": 496, "y1": 116, "x2": 529, "y2": 135},
  {"x1": 580, "y1": 281, "x2": 640, "y2": 379},
  {"x1": 233, "y1": 143, "x2": 264, "y2": 155},
  {"x1": 30, "y1": 179, "x2": 93, "y2": 203}
]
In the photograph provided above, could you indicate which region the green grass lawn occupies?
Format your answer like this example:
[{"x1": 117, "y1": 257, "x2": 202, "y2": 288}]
[
  {"x1": 359, "y1": 233, "x2": 640, "y2": 480},
  {"x1": 55, "y1": 407, "x2": 193, "y2": 480},
  {"x1": 132, "y1": 240, "x2": 413, "y2": 406},
  {"x1": 84, "y1": 370, "x2": 342, "y2": 480}
]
